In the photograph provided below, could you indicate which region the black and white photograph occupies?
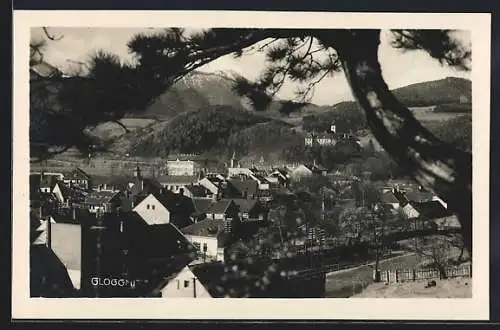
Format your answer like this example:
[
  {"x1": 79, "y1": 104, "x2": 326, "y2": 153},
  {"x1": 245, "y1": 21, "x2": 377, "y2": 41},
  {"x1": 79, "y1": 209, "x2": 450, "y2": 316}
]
[{"x1": 13, "y1": 11, "x2": 490, "y2": 320}]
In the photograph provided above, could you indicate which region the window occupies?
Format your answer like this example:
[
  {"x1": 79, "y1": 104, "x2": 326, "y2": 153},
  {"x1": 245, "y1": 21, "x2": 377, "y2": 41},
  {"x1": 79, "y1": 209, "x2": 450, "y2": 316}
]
[
  {"x1": 177, "y1": 280, "x2": 180, "y2": 289},
  {"x1": 152, "y1": 205, "x2": 155, "y2": 210},
  {"x1": 184, "y1": 280, "x2": 190, "y2": 288},
  {"x1": 203, "y1": 243, "x2": 208, "y2": 252},
  {"x1": 147, "y1": 204, "x2": 150, "y2": 209}
]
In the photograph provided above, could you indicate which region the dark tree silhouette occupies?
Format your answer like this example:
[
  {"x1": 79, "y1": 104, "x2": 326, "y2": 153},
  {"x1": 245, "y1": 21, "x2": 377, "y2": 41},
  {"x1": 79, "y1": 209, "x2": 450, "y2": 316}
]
[{"x1": 29, "y1": 28, "x2": 472, "y2": 255}]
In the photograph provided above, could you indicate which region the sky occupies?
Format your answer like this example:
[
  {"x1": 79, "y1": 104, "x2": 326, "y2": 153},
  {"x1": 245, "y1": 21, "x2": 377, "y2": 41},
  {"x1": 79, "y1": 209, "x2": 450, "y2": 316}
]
[{"x1": 31, "y1": 27, "x2": 471, "y2": 105}]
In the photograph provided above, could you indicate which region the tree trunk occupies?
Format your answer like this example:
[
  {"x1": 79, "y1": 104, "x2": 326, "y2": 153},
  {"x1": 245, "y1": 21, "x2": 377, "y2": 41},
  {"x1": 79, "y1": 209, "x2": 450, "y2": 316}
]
[{"x1": 317, "y1": 30, "x2": 472, "y2": 256}]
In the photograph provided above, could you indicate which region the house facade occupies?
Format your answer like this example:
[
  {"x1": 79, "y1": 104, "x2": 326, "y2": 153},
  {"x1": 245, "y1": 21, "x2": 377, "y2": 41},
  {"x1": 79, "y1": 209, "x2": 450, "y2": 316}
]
[
  {"x1": 181, "y1": 218, "x2": 227, "y2": 262},
  {"x1": 304, "y1": 135, "x2": 336, "y2": 147},
  {"x1": 166, "y1": 159, "x2": 202, "y2": 176},
  {"x1": 62, "y1": 168, "x2": 91, "y2": 191},
  {"x1": 159, "y1": 265, "x2": 212, "y2": 298},
  {"x1": 133, "y1": 193, "x2": 171, "y2": 225},
  {"x1": 157, "y1": 175, "x2": 198, "y2": 194},
  {"x1": 84, "y1": 191, "x2": 122, "y2": 214}
]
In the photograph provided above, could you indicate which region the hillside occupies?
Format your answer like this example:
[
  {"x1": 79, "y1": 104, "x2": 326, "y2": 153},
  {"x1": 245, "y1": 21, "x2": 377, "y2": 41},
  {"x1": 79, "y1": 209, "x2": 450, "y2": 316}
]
[
  {"x1": 48, "y1": 74, "x2": 472, "y2": 160},
  {"x1": 301, "y1": 77, "x2": 471, "y2": 134},
  {"x1": 393, "y1": 77, "x2": 471, "y2": 107},
  {"x1": 135, "y1": 71, "x2": 249, "y2": 120},
  {"x1": 112, "y1": 105, "x2": 277, "y2": 157}
]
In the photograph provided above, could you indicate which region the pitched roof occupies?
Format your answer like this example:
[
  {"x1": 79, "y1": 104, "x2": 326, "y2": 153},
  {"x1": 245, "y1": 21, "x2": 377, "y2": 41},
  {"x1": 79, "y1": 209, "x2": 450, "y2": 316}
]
[
  {"x1": 206, "y1": 199, "x2": 234, "y2": 215},
  {"x1": 154, "y1": 191, "x2": 196, "y2": 214},
  {"x1": 191, "y1": 198, "x2": 214, "y2": 214},
  {"x1": 231, "y1": 198, "x2": 259, "y2": 213},
  {"x1": 303, "y1": 163, "x2": 327, "y2": 172},
  {"x1": 84, "y1": 190, "x2": 120, "y2": 205},
  {"x1": 405, "y1": 190, "x2": 434, "y2": 203},
  {"x1": 30, "y1": 245, "x2": 76, "y2": 297},
  {"x1": 181, "y1": 218, "x2": 225, "y2": 238},
  {"x1": 39, "y1": 174, "x2": 60, "y2": 189},
  {"x1": 228, "y1": 179, "x2": 258, "y2": 197},
  {"x1": 185, "y1": 185, "x2": 211, "y2": 197},
  {"x1": 411, "y1": 200, "x2": 451, "y2": 219},
  {"x1": 157, "y1": 175, "x2": 197, "y2": 184},
  {"x1": 118, "y1": 211, "x2": 197, "y2": 259},
  {"x1": 380, "y1": 191, "x2": 400, "y2": 204}
]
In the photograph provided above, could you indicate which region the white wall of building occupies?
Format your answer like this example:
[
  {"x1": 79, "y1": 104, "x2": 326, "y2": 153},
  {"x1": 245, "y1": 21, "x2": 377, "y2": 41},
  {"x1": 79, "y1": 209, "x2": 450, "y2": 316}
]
[
  {"x1": 185, "y1": 235, "x2": 221, "y2": 261},
  {"x1": 133, "y1": 194, "x2": 171, "y2": 225},
  {"x1": 160, "y1": 266, "x2": 212, "y2": 298}
]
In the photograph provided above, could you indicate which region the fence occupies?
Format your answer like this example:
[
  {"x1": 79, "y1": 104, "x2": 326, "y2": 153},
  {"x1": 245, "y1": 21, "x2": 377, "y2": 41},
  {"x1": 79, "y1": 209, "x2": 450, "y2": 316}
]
[{"x1": 378, "y1": 263, "x2": 472, "y2": 283}]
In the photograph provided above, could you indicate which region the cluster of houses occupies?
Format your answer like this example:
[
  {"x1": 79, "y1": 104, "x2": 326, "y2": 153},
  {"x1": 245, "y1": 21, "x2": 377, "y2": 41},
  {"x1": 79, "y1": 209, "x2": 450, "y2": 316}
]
[
  {"x1": 29, "y1": 156, "x2": 337, "y2": 298},
  {"x1": 29, "y1": 154, "x2": 462, "y2": 298},
  {"x1": 378, "y1": 181, "x2": 461, "y2": 231}
]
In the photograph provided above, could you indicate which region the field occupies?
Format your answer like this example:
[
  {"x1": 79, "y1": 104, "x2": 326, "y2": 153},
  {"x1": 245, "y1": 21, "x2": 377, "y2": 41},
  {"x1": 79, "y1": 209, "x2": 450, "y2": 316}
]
[
  {"x1": 352, "y1": 277, "x2": 472, "y2": 298},
  {"x1": 324, "y1": 253, "x2": 421, "y2": 298},
  {"x1": 410, "y1": 106, "x2": 464, "y2": 122},
  {"x1": 89, "y1": 118, "x2": 158, "y2": 140}
]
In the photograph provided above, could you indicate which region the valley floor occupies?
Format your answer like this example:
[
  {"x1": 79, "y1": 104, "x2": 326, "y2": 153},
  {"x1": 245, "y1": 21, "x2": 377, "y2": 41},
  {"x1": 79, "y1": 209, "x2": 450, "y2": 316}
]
[{"x1": 352, "y1": 277, "x2": 472, "y2": 298}]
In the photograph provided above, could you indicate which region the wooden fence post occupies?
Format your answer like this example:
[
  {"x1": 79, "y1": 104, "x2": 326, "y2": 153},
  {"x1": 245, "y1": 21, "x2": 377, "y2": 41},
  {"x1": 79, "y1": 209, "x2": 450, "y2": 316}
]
[
  {"x1": 412, "y1": 269, "x2": 416, "y2": 281},
  {"x1": 386, "y1": 270, "x2": 390, "y2": 283},
  {"x1": 395, "y1": 270, "x2": 399, "y2": 283}
]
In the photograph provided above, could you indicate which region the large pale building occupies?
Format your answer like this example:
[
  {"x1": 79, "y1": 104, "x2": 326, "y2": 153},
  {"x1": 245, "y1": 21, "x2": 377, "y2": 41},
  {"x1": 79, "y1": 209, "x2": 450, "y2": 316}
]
[{"x1": 166, "y1": 159, "x2": 202, "y2": 176}]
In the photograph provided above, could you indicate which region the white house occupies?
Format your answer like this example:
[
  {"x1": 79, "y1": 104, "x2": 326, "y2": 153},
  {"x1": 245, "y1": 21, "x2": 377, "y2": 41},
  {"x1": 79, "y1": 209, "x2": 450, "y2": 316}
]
[
  {"x1": 133, "y1": 193, "x2": 171, "y2": 225},
  {"x1": 62, "y1": 168, "x2": 91, "y2": 191},
  {"x1": 166, "y1": 159, "x2": 202, "y2": 176},
  {"x1": 84, "y1": 190, "x2": 122, "y2": 214},
  {"x1": 158, "y1": 265, "x2": 212, "y2": 298},
  {"x1": 181, "y1": 218, "x2": 227, "y2": 263},
  {"x1": 157, "y1": 175, "x2": 198, "y2": 194},
  {"x1": 197, "y1": 177, "x2": 221, "y2": 196},
  {"x1": 290, "y1": 164, "x2": 313, "y2": 181}
]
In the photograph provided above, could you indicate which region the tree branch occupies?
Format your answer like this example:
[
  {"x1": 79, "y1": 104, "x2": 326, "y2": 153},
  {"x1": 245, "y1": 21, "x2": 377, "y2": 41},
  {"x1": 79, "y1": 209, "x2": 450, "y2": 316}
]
[
  {"x1": 112, "y1": 120, "x2": 131, "y2": 133},
  {"x1": 42, "y1": 27, "x2": 63, "y2": 41},
  {"x1": 315, "y1": 29, "x2": 472, "y2": 255}
]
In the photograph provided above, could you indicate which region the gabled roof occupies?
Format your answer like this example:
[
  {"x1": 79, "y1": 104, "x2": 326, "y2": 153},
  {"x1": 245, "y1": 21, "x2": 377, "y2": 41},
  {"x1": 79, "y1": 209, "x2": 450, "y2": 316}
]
[
  {"x1": 181, "y1": 218, "x2": 225, "y2": 238},
  {"x1": 380, "y1": 191, "x2": 401, "y2": 204},
  {"x1": 303, "y1": 163, "x2": 327, "y2": 172},
  {"x1": 39, "y1": 174, "x2": 60, "y2": 189},
  {"x1": 411, "y1": 200, "x2": 451, "y2": 219},
  {"x1": 231, "y1": 198, "x2": 259, "y2": 213},
  {"x1": 405, "y1": 190, "x2": 434, "y2": 203},
  {"x1": 191, "y1": 198, "x2": 214, "y2": 214},
  {"x1": 227, "y1": 179, "x2": 259, "y2": 197},
  {"x1": 154, "y1": 191, "x2": 196, "y2": 215},
  {"x1": 206, "y1": 199, "x2": 234, "y2": 215},
  {"x1": 30, "y1": 244, "x2": 76, "y2": 297},
  {"x1": 185, "y1": 185, "x2": 211, "y2": 197},
  {"x1": 84, "y1": 190, "x2": 120, "y2": 205}
]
